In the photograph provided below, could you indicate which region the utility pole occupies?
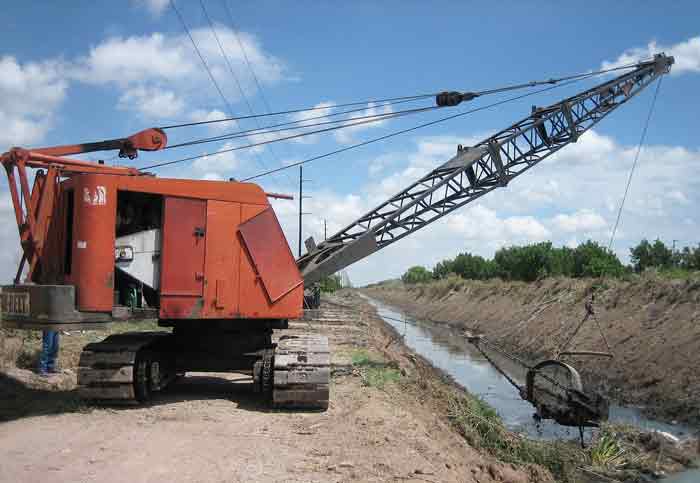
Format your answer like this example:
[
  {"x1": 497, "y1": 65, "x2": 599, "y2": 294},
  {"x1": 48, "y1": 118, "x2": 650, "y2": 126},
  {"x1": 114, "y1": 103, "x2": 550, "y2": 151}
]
[
  {"x1": 298, "y1": 166, "x2": 312, "y2": 257},
  {"x1": 324, "y1": 219, "x2": 327, "y2": 241}
]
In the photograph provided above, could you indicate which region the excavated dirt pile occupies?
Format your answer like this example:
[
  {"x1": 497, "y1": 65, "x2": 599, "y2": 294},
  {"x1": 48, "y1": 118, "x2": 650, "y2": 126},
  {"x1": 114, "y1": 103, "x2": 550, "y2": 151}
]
[{"x1": 364, "y1": 274, "x2": 700, "y2": 426}]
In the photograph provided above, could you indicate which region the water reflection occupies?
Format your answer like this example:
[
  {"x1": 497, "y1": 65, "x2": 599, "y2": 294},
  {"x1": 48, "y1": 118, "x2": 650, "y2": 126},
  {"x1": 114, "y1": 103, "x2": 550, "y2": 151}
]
[{"x1": 364, "y1": 295, "x2": 693, "y2": 442}]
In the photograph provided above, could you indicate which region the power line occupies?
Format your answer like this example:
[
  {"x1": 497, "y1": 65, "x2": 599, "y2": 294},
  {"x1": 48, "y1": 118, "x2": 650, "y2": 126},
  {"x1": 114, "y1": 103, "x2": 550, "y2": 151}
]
[
  {"x1": 197, "y1": 0, "x2": 295, "y2": 189},
  {"x1": 170, "y1": 0, "x2": 282, "y2": 185},
  {"x1": 607, "y1": 76, "x2": 663, "y2": 251}
]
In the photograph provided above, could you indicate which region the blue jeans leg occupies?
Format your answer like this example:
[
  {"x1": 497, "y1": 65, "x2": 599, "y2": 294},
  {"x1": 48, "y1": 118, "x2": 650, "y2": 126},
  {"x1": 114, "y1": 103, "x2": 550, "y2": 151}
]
[
  {"x1": 39, "y1": 330, "x2": 60, "y2": 373},
  {"x1": 39, "y1": 330, "x2": 52, "y2": 373},
  {"x1": 48, "y1": 331, "x2": 60, "y2": 372}
]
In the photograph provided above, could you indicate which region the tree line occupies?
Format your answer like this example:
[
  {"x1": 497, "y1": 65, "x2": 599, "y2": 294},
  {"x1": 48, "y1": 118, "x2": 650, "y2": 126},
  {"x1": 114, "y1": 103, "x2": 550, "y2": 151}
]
[{"x1": 401, "y1": 239, "x2": 700, "y2": 284}]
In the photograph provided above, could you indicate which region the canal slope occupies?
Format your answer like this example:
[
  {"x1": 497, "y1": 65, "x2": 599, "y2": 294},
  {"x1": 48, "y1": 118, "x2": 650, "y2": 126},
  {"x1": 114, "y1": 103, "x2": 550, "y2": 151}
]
[{"x1": 364, "y1": 276, "x2": 700, "y2": 427}]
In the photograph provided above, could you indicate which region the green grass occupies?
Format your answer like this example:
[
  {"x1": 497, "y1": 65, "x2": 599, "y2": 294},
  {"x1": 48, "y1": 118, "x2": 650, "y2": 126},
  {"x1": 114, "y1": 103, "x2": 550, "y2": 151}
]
[
  {"x1": 351, "y1": 349, "x2": 402, "y2": 389},
  {"x1": 447, "y1": 394, "x2": 583, "y2": 482}
]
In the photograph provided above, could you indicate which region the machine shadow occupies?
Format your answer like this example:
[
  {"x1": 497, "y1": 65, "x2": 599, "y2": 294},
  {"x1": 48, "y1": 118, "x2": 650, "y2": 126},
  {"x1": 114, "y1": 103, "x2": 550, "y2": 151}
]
[{"x1": 0, "y1": 372, "x2": 322, "y2": 424}]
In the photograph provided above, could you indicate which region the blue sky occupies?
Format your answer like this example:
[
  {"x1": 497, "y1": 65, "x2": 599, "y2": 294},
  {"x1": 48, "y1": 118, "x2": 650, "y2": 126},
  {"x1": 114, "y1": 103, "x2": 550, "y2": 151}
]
[{"x1": 1, "y1": 1, "x2": 699, "y2": 285}]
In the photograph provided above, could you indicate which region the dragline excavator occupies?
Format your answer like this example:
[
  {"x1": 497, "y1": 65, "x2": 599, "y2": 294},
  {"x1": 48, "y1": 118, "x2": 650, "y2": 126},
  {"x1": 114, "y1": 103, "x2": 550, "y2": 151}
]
[{"x1": 0, "y1": 55, "x2": 673, "y2": 419}]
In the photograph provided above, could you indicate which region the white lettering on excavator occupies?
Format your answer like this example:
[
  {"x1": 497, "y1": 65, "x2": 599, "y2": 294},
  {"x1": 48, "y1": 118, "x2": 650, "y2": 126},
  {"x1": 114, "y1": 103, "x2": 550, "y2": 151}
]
[{"x1": 83, "y1": 186, "x2": 107, "y2": 206}]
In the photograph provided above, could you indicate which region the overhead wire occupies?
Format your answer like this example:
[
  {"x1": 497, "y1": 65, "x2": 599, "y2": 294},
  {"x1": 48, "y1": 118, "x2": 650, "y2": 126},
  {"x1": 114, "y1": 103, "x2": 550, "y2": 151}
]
[
  {"x1": 169, "y1": 0, "x2": 284, "y2": 186},
  {"x1": 197, "y1": 0, "x2": 295, "y2": 188}
]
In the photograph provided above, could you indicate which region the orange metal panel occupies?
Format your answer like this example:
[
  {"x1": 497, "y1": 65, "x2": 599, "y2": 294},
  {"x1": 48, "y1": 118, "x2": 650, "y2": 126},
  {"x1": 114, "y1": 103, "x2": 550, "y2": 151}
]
[
  {"x1": 238, "y1": 205, "x2": 303, "y2": 319},
  {"x1": 72, "y1": 175, "x2": 117, "y2": 311},
  {"x1": 160, "y1": 197, "x2": 206, "y2": 297},
  {"x1": 202, "y1": 200, "x2": 240, "y2": 318},
  {"x1": 239, "y1": 207, "x2": 303, "y2": 303},
  {"x1": 117, "y1": 176, "x2": 270, "y2": 206}
]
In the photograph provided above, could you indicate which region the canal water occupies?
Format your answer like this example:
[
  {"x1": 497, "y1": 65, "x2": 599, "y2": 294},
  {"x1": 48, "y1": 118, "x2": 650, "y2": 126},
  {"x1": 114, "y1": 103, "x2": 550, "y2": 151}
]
[{"x1": 363, "y1": 295, "x2": 696, "y2": 443}]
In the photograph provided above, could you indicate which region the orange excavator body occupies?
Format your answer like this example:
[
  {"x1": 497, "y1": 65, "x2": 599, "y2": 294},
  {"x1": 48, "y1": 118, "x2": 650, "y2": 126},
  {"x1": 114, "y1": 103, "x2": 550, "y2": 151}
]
[{"x1": 1, "y1": 134, "x2": 303, "y2": 328}]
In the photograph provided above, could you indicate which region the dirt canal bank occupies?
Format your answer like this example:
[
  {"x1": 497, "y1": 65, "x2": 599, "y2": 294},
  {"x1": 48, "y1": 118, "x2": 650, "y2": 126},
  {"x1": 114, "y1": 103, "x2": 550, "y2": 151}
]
[
  {"x1": 364, "y1": 276, "x2": 700, "y2": 427},
  {"x1": 1, "y1": 294, "x2": 549, "y2": 483}
]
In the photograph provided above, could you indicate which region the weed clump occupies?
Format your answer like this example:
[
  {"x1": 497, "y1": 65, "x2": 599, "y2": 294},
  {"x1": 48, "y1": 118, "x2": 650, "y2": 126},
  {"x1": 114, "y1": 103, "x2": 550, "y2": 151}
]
[
  {"x1": 447, "y1": 394, "x2": 582, "y2": 482},
  {"x1": 351, "y1": 349, "x2": 402, "y2": 389}
]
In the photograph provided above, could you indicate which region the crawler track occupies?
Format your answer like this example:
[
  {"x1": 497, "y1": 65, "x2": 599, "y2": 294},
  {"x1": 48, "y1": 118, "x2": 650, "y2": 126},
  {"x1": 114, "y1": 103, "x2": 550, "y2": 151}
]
[
  {"x1": 77, "y1": 332, "x2": 172, "y2": 403},
  {"x1": 273, "y1": 334, "x2": 330, "y2": 409}
]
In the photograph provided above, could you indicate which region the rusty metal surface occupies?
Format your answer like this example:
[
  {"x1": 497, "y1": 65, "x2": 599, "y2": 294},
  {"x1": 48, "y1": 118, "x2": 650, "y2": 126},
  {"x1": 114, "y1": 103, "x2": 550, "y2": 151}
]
[
  {"x1": 525, "y1": 359, "x2": 609, "y2": 427},
  {"x1": 239, "y1": 207, "x2": 303, "y2": 303}
]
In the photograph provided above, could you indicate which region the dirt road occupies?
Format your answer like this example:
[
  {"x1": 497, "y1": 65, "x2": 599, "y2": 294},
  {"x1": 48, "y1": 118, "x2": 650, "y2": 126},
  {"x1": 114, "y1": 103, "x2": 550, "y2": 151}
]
[{"x1": 1, "y1": 294, "x2": 536, "y2": 483}]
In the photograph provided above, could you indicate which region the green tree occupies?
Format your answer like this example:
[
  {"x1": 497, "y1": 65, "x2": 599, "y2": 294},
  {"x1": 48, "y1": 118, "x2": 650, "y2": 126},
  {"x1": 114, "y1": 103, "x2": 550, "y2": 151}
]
[
  {"x1": 402, "y1": 266, "x2": 433, "y2": 284},
  {"x1": 494, "y1": 242, "x2": 553, "y2": 281},
  {"x1": 319, "y1": 274, "x2": 342, "y2": 293},
  {"x1": 573, "y1": 240, "x2": 624, "y2": 277},
  {"x1": 630, "y1": 238, "x2": 673, "y2": 272},
  {"x1": 433, "y1": 259, "x2": 455, "y2": 279}
]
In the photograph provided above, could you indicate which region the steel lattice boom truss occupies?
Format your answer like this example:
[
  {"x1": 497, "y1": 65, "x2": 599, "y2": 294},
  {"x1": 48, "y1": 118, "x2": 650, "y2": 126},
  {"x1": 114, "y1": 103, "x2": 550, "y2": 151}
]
[{"x1": 297, "y1": 54, "x2": 674, "y2": 284}]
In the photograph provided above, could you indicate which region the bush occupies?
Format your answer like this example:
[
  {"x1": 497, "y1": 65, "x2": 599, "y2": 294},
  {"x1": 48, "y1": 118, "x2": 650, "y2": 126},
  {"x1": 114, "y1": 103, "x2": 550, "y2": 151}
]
[{"x1": 401, "y1": 266, "x2": 433, "y2": 284}]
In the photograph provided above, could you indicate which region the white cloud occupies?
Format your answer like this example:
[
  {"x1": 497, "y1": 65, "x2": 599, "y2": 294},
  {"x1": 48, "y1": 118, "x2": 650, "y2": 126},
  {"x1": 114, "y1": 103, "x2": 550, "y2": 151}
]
[
  {"x1": 118, "y1": 86, "x2": 186, "y2": 119},
  {"x1": 333, "y1": 102, "x2": 394, "y2": 144},
  {"x1": 191, "y1": 142, "x2": 242, "y2": 174},
  {"x1": 551, "y1": 209, "x2": 607, "y2": 233},
  {"x1": 133, "y1": 0, "x2": 169, "y2": 17},
  {"x1": 0, "y1": 56, "x2": 69, "y2": 146},
  {"x1": 73, "y1": 28, "x2": 286, "y2": 120},
  {"x1": 602, "y1": 36, "x2": 700, "y2": 75}
]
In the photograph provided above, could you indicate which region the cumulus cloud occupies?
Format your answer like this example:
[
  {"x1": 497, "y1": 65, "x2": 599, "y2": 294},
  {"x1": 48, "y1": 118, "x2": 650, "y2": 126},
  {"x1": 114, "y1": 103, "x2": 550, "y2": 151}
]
[
  {"x1": 602, "y1": 36, "x2": 700, "y2": 75},
  {"x1": 118, "y1": 86, "x2": 186, "y2": 119},
  {"x1": 0, "y1": 56, "x2": 69, "y2": 146},
  {"x1": 285, "y1": 129, "x2": 700, "y2": 285},
  {"x1": 73, "y1": 28, "x2": 286, "y2": 120},
  {"x1": 333, "y1": 102, "x2": 394, "y2": 144},
  {"x1": 550, "y1": 209, "x2": 607, "y2": 233},
  {"x1": 133, "y1": 0, "x2": 169, "y2": 17}
]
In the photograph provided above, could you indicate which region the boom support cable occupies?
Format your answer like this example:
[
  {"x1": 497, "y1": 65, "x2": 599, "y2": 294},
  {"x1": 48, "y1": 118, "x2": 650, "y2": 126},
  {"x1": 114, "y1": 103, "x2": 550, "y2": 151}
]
[
  {"x1": 607, "y1": 76, "x2": 663, "y2": 251},
  {"x1": 238, "y1": 74, "x2": 597, "y2": 181},
  {"x1": 157, "y1": 62, "x2": 642, "y2": 131}
]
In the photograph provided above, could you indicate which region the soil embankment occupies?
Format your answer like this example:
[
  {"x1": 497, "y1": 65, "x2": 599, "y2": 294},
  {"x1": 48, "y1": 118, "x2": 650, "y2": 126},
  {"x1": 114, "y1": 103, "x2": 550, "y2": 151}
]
[
  {"x1": 0, "y1": 295, "x2": 546, "y2": 483},
  {"x1": 364, "y1": 275, "x2": 700, "y2": 426}
]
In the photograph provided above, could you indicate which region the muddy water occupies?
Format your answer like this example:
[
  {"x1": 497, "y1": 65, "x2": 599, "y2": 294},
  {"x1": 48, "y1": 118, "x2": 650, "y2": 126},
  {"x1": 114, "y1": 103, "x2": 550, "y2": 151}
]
[{"x1": 363, "y1": 295, "x2": 695, "y2": 442}]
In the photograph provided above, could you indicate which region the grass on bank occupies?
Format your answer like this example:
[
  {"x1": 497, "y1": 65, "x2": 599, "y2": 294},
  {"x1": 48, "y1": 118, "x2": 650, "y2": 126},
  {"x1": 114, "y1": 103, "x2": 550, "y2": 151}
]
[
  {"x1": 351, "y1": 349, "x2": 402, "y2": 389},
  {"x1": 445, "y1": 393, "x2": 677, "y2": 482}
]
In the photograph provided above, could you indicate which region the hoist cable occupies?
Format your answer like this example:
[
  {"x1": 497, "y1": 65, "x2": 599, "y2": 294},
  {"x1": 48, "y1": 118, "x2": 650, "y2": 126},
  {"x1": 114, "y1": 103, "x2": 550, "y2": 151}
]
[
  {"x1": 142, "y1": 107, "x2": 432, "y2": 170},
  {"x1": 165, "y1": 103, "x2": 437, "y2": 150},
  {"x1": 238, "y1": 73, "x2": 597, "y2": 181},
  {"x1": 158, "y1": 94, "x2": 435, "y2": 130},
  {"x1": 155, "y1": 73, "x2": 590, "y2": 175},
  {"x1": 607, "y1": 76, "x2": 663, "y2": 251},
  {"x1": 156, "y1": 61, "x2": 643, "y2": 131}
]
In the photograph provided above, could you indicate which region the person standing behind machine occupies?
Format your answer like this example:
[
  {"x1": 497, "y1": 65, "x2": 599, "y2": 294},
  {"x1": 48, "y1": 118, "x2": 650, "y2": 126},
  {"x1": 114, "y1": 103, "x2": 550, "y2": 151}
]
[{"x1": 38, "y1": 329, "x2": 60, "y2": 376}]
